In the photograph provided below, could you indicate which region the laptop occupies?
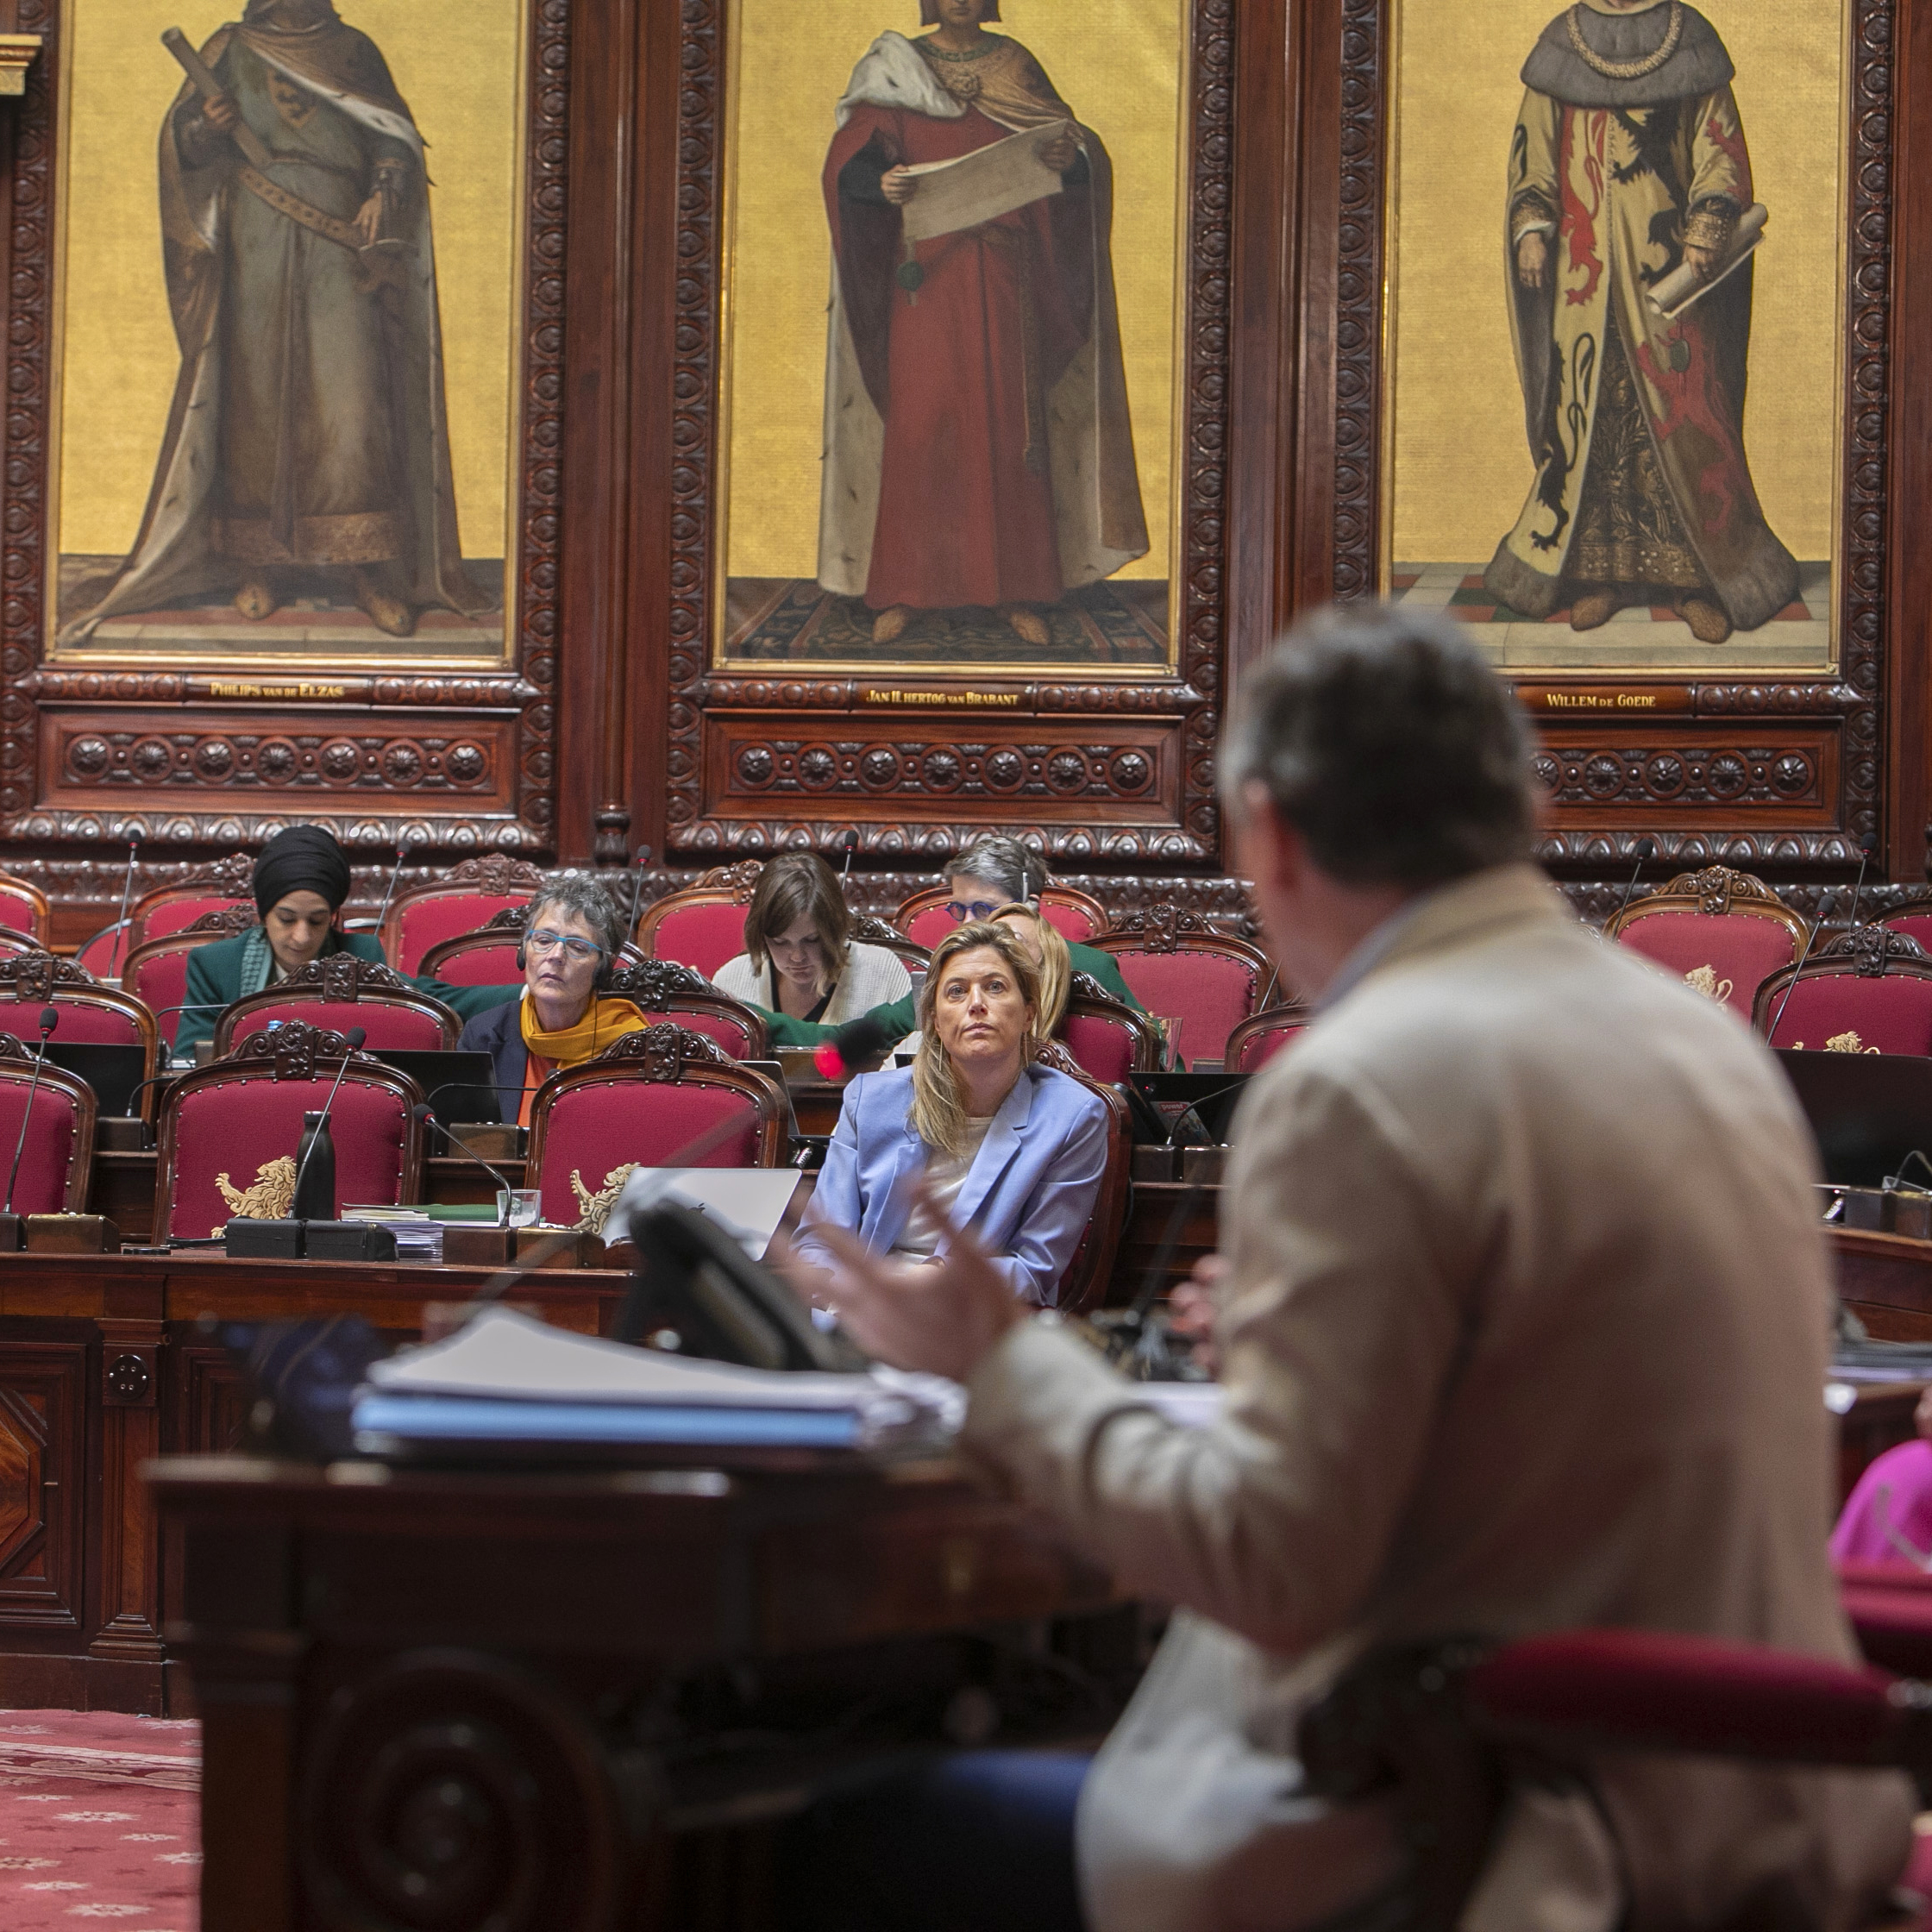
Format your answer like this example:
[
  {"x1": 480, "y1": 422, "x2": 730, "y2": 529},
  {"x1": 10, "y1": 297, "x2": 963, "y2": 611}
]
[
  {"x1": 42, "y1": 1042, "x2": 148, "y2": 1119},
  {"x1": 1129, "y1": 1070, "x2": 1251, "y2": 1146},
  {"x1": 370, "y1": 1050, "x2": 505, "y2": 1126},
  {"x1": 1774, "y1": 1049, "x2": 1932, "y2": 1189}
]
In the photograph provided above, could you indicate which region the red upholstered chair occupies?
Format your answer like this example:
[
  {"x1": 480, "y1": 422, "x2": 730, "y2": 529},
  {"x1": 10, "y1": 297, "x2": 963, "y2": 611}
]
[
  {"x1": 1839, "y1": 1565, "x2": 1932, "y2": 1678},
  {"x1": 525, "y1": 1023, "x2": 786, "y2": 1229},
  {"x1": 634, "y1": 861, "x2": 765, "y2": 977},
  {"x1": 122, "y1": 906, "x2": 260, "y2": 1048},
  {"x1": 0, "y1": 953, "x2": 161, "y2": 1113},
  {"x1": 126, "y1": 850, "x2": 257, "y2": 951},
  {"x1": 1604, "y1": 863, "x2": 1810, "y2": 1018},
  {"x1": 0, "y1": 927, "x2": 47, "y2": 959},
  {"x1": 212, "y1": 955, "x2": 460, "y2": 1055},
  {"x1": 0, "y1": 872, "x2": 50, "y2": 945},
  {"x1": 417, "y1": 906, "x2": 646, "y2": 988},
  {"x1": 1753, "y1": 926, "x2": 1932, "y2": 1055},
  {"x1": 1031, "y1": 1040, "x2": 1131, "y2": 1314},
  {"x1": 895, "y1": 882, "x2": 1112, "y2": 949},
  {"x1": 74, "y1": 922, "x2": 134, "y2": 980},
  {"x1": 378, "y1": 855, "x2": 550, "y2": 974},
  {"x1": 154, "y1": 1021, "x2": 424, "y2": 1240},
  {"x1": 1225, "y1": 1005, "x2": 1313, "y2": 1074},
  {"x1": 1879, "y1": 900, "x2": 1932, "y2": 956},
  {"x1": 1057, "y1": 972, "x2": 1163, "y2": 1086},
  {"x1": 601, "y1": 960, "x2": 768, "y2": 1061},
  {"x1": 1087, "y1": 909, "x2": 1270, "y2": 1070},
  {"x1": 0, "y1": 1037, "x2": 96, "y2": 1214}
]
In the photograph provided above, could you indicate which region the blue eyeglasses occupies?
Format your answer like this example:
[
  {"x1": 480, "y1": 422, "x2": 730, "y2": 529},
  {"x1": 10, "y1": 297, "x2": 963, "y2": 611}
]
[{"x1": 525, "y1": 927, "x2": 604, "y2": 963}]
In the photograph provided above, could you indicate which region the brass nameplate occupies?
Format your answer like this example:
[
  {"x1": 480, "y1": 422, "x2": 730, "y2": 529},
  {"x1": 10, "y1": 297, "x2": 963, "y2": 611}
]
[
  {"x1": 861, "y1": 688, "x2": 1022, "y2": 709},
  {"x1": 205, "y1": 681, "x2": 352, "y2": 700},
  {"x1": 1518, "y1": 685, "x2": 1695, "y2": 715}
]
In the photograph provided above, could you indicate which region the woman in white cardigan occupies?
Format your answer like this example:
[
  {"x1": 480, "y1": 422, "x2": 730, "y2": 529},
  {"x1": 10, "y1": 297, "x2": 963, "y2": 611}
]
[{"x1": 712, "y1": 852, "x2": 911, "y2": 1025}]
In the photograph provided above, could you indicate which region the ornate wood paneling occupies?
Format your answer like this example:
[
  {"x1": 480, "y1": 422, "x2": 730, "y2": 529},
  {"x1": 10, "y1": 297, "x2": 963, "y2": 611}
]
[{"x1": 0, "y1": 1339, "x2": 84, "y2": 1629}]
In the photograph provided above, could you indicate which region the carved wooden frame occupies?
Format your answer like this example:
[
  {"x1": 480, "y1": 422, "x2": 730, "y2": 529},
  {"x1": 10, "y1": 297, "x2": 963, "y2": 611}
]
[
  {"x1": 663, "y1": 0, "x2": 1236, "y2": 863},
  {"x1": 0, "y1": 0, "x2": 573, "y2": 856},
  {"x1": 1301, "y1": 0, "x2": 1903, "y2": 879}
]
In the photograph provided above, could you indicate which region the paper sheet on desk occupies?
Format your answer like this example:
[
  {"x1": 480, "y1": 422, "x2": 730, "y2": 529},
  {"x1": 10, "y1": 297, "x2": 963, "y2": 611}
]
[
  {"x1": 898, "y1": 122, "x2": 1071, "y2": 242},
  {"x1": 602, "y1": 1167, "x2": 802, "y2": 1258}
]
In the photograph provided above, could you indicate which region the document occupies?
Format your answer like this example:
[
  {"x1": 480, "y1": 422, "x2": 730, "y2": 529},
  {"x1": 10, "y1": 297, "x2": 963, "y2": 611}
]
[
  {"x1": 1647, "y1": 202, "x2": 1768, "y2": 320},
  {"x1": 600, "y1": 1166, "x2": 802, "y2": 1258},
  {"x1": 898, "y1": 121, "x2": 1072, "y2": 243}
]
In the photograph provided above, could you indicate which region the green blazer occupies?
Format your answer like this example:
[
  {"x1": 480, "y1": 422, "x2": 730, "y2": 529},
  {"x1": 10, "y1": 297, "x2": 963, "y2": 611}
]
[
  {"x1": 754, "y1": 941, "x2": 1143, "y2": 1050},
  {"x1": 175, "y1": 928, "x2": 519, "y2": 1059}
]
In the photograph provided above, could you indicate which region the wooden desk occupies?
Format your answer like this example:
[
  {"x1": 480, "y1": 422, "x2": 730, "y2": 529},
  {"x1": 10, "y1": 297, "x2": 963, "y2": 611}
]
[{"x1": 151, "y1": 1455, "x2": 1126, "y2": 1932}]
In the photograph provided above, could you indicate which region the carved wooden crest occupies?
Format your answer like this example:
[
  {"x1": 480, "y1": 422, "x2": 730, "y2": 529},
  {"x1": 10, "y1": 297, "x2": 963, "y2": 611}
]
[
  {"x1": 1032, "y1": 1038, "x2": 1084, "y2": 1078},
  {"x1": 174, "y1": 852, "x2": 258, "y2": 900},
  {"x1": 0, "y1": 952, "x2": 96, "y2": 997},
  {"x1": 442, "y1": 855, "x2": 549, "y2": 895},
  {"x1": 850, "y1": 913, "x2": 928, "y2": 957},
  {"x1": 587, "y1": 1020, "x2": 731, "y2": 1078},
  {"x1": 224, "y1": 1018, "x2": 377, "y2": 1080},
  {"x1": 0, "y1": 1033, "x2": 33, "y2": 1063},
  {"x1": 1815, "y1": 925, "x2": 1930, "y2": 976},
  {"x1": 693, "y1": 860, "x2": 765, "y2": 898},
  {"x1": 275, "y1": 955, "x2": 417, "y2": 1001},
  {"x1": 1657, "y1": 865, "x2": 1785, "y2": 918},
  {"x1": 480, "y1": 905, "x2": 530, "y2": 932},
  {"x1": 602, "y1": 959, "x2": 712, "y2": 1007},
  {"x1": 185, "y1": 906, "x2": 261, "y2": 937},
  {"x1": 1100, "y1": 906, "x2": 1219, "y2": 952}
]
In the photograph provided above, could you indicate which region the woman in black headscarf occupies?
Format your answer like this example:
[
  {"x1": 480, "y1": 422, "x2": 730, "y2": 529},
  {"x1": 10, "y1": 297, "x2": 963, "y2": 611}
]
[{"x1": 173, "y1": 825, "x2": 515, "y2": 1059}]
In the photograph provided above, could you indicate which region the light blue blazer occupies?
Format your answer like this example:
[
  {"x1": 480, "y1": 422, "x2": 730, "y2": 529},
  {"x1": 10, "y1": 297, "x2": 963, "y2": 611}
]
[{"x1": 795, "y1": 1063, "x2": 1111, "y2": 1308}]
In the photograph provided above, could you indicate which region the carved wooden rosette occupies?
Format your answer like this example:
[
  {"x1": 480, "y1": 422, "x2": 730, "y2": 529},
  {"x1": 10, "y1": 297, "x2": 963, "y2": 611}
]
[
  {"x1": 663, "y1": 0, "x2": 1234, "y2": 865},
  {"x1": 1302, "y1": 0, "x2": 1901, "y2": 881},
  {"x1": 0, "y1": 0, "x2": 572, "y2": 857}
]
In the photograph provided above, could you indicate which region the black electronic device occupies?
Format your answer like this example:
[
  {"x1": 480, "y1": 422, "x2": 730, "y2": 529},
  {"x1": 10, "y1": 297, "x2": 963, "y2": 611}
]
[
  {"x1": 1129, "y1": 1070, "x2": 1251, "y2": 1145},
  {"x1": 221, "y1": 1217, "x2": 400, "y2": 1261},
  {"x1": 1776, "y1": 1049, "x2": 1932, "y2": 1189},
  {"x1": 374, "y1": 1051, "x2": 504, "y2": 1125},
  {"x1": 41, "y1": 1042, "x2": 147, "y2": 1120}
]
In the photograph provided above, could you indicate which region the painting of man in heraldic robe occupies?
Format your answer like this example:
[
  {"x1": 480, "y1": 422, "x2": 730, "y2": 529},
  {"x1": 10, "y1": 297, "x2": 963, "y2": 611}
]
[
  {"x1": 61, "y1": 0, "x2": 486, "y2": 647},
  {"x1": 1484, "y1": 0, "x2": 1797, "y2": 645},
  {"x1": 816, "y1": 0, "x2": 1150, "y2": 653}
]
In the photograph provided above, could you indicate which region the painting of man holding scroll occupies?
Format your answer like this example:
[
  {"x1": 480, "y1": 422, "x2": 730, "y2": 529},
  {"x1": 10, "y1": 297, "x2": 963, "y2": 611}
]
[
  {"x1": 819, "y1": 0, "x2": 1149, "y2": 650},
  {"x1": 1484, "y1": 0, "x2": 1797, "y2": 645}
]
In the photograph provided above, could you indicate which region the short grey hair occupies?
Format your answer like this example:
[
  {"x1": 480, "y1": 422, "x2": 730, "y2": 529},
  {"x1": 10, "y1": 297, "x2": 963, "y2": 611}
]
[
  {"x1": 1220, "y1": 604, "x2": 1538, "y2": 888},
  {"x1": 949, "y1": 835, "x2": 1048, "y2": 906},
  {"x1": 525, "y1": 872, "x2": 625, "y2": 958}
]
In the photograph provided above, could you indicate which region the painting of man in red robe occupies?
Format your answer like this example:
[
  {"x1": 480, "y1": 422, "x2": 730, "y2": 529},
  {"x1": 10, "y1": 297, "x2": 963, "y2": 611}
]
[{"x1": 817, "y1": 0, "x2": 1149, "y2": 651}]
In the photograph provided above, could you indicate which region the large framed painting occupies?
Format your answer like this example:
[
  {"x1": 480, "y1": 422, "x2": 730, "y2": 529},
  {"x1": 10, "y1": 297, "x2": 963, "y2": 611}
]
[
  {"x1": 47, "y1": 0, "x2": 529, "y2": 667},
  {"x1": 1382, "y1": 0, "x2": 1847, "y2": 677}
]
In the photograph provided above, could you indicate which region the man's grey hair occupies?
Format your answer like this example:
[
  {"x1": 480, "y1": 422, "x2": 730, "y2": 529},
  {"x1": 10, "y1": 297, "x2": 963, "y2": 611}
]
[
  {"x1": 526, "y1": 872, "x2": 626, "y2": 958},
  {"x1": 1220, "y1": 604, "x2": 1539, "y2": 888},
  {"x1": 949, "y1": 835, "x2": 1049, "y2": 906}
]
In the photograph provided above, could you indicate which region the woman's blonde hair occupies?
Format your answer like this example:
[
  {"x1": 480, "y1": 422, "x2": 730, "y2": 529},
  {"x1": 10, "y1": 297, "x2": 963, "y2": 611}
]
[
  {"x1": 911, "y1": 921, "x2": 1040, "y2": 1157},
  {"x1": 990, "y1": 902, "x2": 1070, "y2": 1034},
  {"x1": 743, "y1": 852, "x2": 852, "y2": 996}
]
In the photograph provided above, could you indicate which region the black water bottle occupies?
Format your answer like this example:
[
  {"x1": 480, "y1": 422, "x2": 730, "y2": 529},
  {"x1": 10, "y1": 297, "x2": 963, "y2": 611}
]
[{"x1": 292, "y1": 1111, "x2": 336, "y2": 1222}]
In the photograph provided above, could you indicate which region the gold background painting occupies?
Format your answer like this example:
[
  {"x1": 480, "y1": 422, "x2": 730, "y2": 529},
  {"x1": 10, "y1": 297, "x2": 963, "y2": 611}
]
[
  {"x1": 721, "y1": 0, "x2": 1183, "y2": 586},
  {"x1": 53, "y1": 0, "x2": 523, "y2": 581},
  {"x1": 1387, "y1": 0, "x2": 1844, "y2": 668}
]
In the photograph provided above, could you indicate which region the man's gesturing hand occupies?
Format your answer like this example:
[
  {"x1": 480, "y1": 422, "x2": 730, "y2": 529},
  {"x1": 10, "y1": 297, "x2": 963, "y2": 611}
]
[{"x1": 780, "y1": 1179, "x2": 1021, "y2": 1383}]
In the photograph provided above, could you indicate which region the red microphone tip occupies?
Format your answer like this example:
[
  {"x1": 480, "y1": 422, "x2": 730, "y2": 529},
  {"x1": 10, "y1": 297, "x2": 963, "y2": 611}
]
[{"x1": 812, "y1": 1042, "x2": 844, "y2": 1079}]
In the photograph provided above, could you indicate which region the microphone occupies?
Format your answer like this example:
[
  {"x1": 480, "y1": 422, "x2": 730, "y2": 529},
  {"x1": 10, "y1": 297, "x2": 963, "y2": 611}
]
[
  {"x1": 812, "y1": 1013, "x2": 892, "y2": 1080},
  {"x1": 368, "y1": 840, "x2": 413, "y2": 955},
  {"x1": 108, "y1": 826, "x2": 143, "y2": 977},
  {"x1": 618, "y1": 842, "x2": 652, "y2": 952},
  {"x1": 1609, "y1": 837, "x2": 1657, "y2": 932},
  {"x1": 3, "y1": 1007, "x2": 59, "y2": 1220},
  {"x1": 1766, "y1": 851, "x2": 1867, "y2": 1048},
  {"x1": 839, "y1": 829, "x2": 858, "y2": 888},
  {"x1": 412, "y1": 1103, "x2": 517, "y2": 1226},
  {"x1": 286, "y1": 1024, "x2": 367, "y2": 1222},
  {"x1": 1844, "y1": 837, "x2": 1877, "y2": 937}
]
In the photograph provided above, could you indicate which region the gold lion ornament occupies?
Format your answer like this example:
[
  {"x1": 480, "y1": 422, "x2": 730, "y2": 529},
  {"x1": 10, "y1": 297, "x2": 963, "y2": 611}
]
[
  {"x1": 1683, "y1": 964, "x2": 1734, "y2": 1003},
  {"x1": 212, "y1": 1155, "x2": 298, "y2": 1233},
  {"x1": 570, "y1": 1163, "x2": 639, "y2": 1236}
]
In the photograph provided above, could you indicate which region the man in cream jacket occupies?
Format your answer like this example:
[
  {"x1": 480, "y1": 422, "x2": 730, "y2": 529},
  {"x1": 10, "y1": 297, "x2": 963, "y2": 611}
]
[{"x1": 791, "y1": 605, "x2": 1911, "y2": 1932}]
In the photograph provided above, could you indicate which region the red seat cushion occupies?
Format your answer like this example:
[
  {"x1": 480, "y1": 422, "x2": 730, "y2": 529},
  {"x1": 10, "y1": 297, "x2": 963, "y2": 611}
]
[
  {"x1": 1060, "y1": 1012, "x2": 1135, "y2": 1085},
  {"x1": 0, "y1": 888, "x2": 45, "y2": 940},
  {"x1": 128, "y1": 950, "x2": 194, "y2": 1044},
  {"x1": 1231, "y1": 1019, "x2": 1307, "y2": 1073},
  {"x1": 902, "y1": 905, "x2": 957, "y2": 950},
  {"x1": 1764, "y1": 975, "x2": 1932, "y2": 1055},
  {"x1": 0, "y1": 994, "x2": 145, "y2": 1049},
  {"x1": 535, "y1": 1080, "x2": 762, "y2": 1226},
  {"x1": 0, "y1": 1080, "x2": 85, "y2": 1214},
  {"x1": 646, "y1": 903, "x2": 751, "y2": 979},
  {"x1": 226, "y1": 1000, "x2": 451, "y2": 1051},
  {"x1": 135, "y1": 894, "x2": 251, "y2": 947},
  {"x1": 165, "y1": 1077, "x2": 411, "y2": 1238},
  {"x1": 1615, "y1": 910, "x2": 1801, "y2": 1015},
  {"x1": 1103, "y1": 949, "x2": 1259, "y2": 1069},
  {"x1": 429, "y1": 938, "x2": 524, "y2": 987},
  {"x1": 394, "y1": 894, "x2": 527, "y2": 975},
  {"x1": 1041, "y1": 900, "x2": 1103, "y2": 944},
  {"x1": 1882, "y1": 914, "x2": 1932, "y2": 952}
]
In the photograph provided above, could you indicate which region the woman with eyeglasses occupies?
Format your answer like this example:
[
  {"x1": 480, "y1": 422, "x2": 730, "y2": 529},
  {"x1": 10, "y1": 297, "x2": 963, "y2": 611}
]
[
  {"x1": 712, "y1": 852, "x2": 911, "y2": 1025},
  {"x1": 456, "y1": 875, "x2": 653, "y2": 1126}
]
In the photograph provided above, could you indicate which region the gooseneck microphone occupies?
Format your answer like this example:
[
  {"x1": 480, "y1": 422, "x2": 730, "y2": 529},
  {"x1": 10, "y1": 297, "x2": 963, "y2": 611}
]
[
  {"x1": 1845, "y1": 836, "x2": 1878, "y2": 936},
  {"x1": 618, "y1": 843, "x2": 652, "y2": 955},
  {"x1": 108, "y1": 826, "x2": 143, "y2": 977},
  {"x1": 1610, "y1": 837, "x2": 1657, "y2": 932},
  {"x1": 368, "y1": 840, "x2": 413, "y2": 953},
  {"x1": 839, "y1": 829, "x2": 858, "y2": 888},
  {"x1": 3, "y1": 1007, "x2": 59, "y2": 1217},
  {"x1": 287, "y1": 1025, "x2": 367, "y2": 1222},
  {"x1": 412, "y1": 1103, "x2": 518, "y2": 1226}
]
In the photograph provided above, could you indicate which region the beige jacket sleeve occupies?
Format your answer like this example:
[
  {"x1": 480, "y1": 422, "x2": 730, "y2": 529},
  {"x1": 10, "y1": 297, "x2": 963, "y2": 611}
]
[{"x1": 963, "y1": 1051, "x2": 1464, "y2": 1658}]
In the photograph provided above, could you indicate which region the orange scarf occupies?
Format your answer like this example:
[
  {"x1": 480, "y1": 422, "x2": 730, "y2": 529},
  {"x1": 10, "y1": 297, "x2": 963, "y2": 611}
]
[{"x1": 517, "y1": 995, "x2": 649, "y2": 1126}]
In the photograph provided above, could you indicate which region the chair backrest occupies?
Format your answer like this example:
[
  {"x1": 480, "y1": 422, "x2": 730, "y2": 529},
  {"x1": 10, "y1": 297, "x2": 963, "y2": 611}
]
[
  {"x1": 0, "y1": 1038, "x2": 96, "y2": 1214},
  {"x1": 1226, "y1": 1005, "x2": 1313, "y2": 1074},
  {"x1": 1087, "y1": 911, "x2": 1270, "y2": 1069},
  {"x1": 635, "y1": 861, "x2": 765, "y2": 977},
  {"x1": 1604, "y1": 864, "x2": 1809, "y2": 1017},
  {"x1": 1031, "y1": 1039, "x2": 1131, "y2": 1315},
  {"x1": 1057, "y1": 972, "x2": 1164, "y2": 1086},
  {"x1": 0, "y1": 953, "x2": 161, "y2": 1106},
  {"x1": 127, "y1": 850, "x2": 257, "y2": 950},
  {"x1": 1753, "y1": 927, "x2": 1932, "y2": 1054},
  {"x1": 121, "y1": 907, "x2": 261, "y2": 1046},
  {"x1": 1878, "y1": 905, "x2": 1932, "y2": 955},
  {"x1": 525, "y1": 1023, "x2": 786, "y2": 1229},
  {"x1": 894, "y1": 882, "x2": 1112, "y2": 949},
  {"x1": 379, "y1": 856, "x2": 550, "y2": 974},
  {"x1": 601, "y1": 961, "x2": 768, "y2": 1061},
  {"x1": 0, "y1": 872, "x2": 50, "y2": 944},
  {"x1": 417, "y1": 906, "x2": 645, "y2": 988},
  {"x1": 74, "y1": 921, "x2": 133, "y2": 980},
  {"x1": 155, "y1": 1021, "x2": 424, "y2": 1239},
  {"x1": 213, "y1": 956, "x2": 461, "y2": 1054}
]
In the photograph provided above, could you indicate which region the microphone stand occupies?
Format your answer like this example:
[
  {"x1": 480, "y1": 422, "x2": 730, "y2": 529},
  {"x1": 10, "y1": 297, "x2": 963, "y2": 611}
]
[
  {"x1": 1, "y1": 1007, "x2": 59, "y2": 1247},
  {"x1": 368, "y1": 841, "x2": 412, "y2": 957},
  {"x1": 108, "y1": 827, "x2": 143, "y2": 977},
  {"x1": 413, "y1": 1103, "x2": 518, "y2": 1227},
  {"x1": 286, "y1": 1024, "x2": 368, "y2": 1224},
  {"x1": 1608, "y1": 837, "x2": 1657, "y2": 933},
  {"x1": 839, "y1": 830, "x2": 857, "y2": 889}
]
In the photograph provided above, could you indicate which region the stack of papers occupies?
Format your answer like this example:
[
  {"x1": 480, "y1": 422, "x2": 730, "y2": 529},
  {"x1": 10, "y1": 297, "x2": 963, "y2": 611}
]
[
  {"x1": 343, "y1": 1207, "x2": 444, "y2": 1264},
  {"x1": 351, "y1": 1308, "x2": 959, "y2": 1453}
]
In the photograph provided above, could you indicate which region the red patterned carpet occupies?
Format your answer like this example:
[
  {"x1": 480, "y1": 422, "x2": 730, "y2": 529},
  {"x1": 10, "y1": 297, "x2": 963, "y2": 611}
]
[{"x1": 0, "y1": 1710, "x2": 199, "y2": 1930}]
